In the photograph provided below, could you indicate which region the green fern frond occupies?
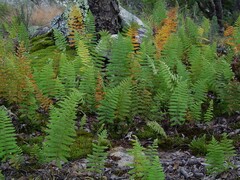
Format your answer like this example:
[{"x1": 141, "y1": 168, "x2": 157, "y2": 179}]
[
  {"x1": 128, "y1": 136, "x2": 148, "y2": 179},
  {"x1": 206, "y1": 137, "x2": 225, "y2": 174},
  {"x1": 220, "y1": 133, "x2": 236, "y2": 161},
  {"x1": 58, "y1": 53, "x2": 76, "y2": 91},
  {"x1": 87, "y1": 129, "x2": 108, "y2": 176},
  {"x1": 0, "y1": 106, "x2": 22, "y2": 161},
  {"x1": 98, "y1": 78, "x2": 132, "y2": 124},
  {"x1": 147, "y1": 121, "x2": 167, "y2": 138},
  {"x1": 147, "y1": 155, "x2": 165, "y2": 180},
  {"x1": 79, "y1": 66, "x2": 97, "y2": 112},
  {"x1": 206, "y1": 135, "x2": 235, "y2": 174},
  {"x1": 189, "y1": 79, "x2": 207, "y2": 121},
  {"x1": 53, "y1": 29, "x2": 67, "y2": 52},
  {"x1": 225, "y1": 81, "x2": 240, "y2": 113},
  {"x1": 34, "y1": 61, "x2": 64, "y2": 98},
  {"x1": 169, "y1": 80, "x2": 189, "y2": 125},
  {"x1": 128, "y1": 136, "x2": 165, "y2": 180},
  {"x1": 152, "y1": 0, "x2": 167, "y2": 26},
  {"x1": 42, "y1": 90, "x2": 82, "y2": 166},
  {"x1": 106, "y1": 34, "x2": 133, "y2": 87}
]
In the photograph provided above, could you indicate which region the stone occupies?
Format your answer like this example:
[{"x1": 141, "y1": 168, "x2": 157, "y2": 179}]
[{"x1": 110, "y1": 147, "x2": 133, "y2": 168}]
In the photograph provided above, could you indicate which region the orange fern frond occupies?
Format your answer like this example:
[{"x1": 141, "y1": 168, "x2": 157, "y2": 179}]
[
  {"x1": 224, "y1": 26, "x2": 234, "y2": 37},
  {"x1": 154, "y1": 7, "x2": 178, "y2": 58},
  {"x1": 224, "y1": 26, "x2": 240, "y2": 53}
]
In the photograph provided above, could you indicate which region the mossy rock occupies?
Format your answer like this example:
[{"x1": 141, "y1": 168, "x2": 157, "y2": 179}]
[{"x1": 69, "y1": 130, "x2": 93, "y2": 160}]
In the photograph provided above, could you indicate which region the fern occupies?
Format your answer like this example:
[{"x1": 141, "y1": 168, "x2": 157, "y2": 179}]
[
  {"x1": 128, "y1": 136, "x2": 165, "y2": 180},
  {"x1": 0, "y1": 106, "x2": 22, "y2": 161},
  {"x1": 146, "y1": 121, "x2": 167, "y2": 138},
  {"x1": 169, "y1": 80, "x2": 189, "y2": 125},
  {"x1": 68, "y1": 5, "x2": 85, "y2": 47},
  {"x1": 0, "y1": 170, "x2": 4, "y2": 179},
  {"x1": 147, "y1": 155, "x2": 165, "y2": 180},
  {"x1": 204, "y1": 100, "x2": 214, "y2": 122},
  {"x1": 189, "y1": 135, "x2": 207, "y2": 155},
  {"x1": 42, "y1": 90, "x2": 82, "y2": 166},
  {"x1": 98, "y1": 78, "x2": 132, "y2": 125},
  {"x1": 18, "y1": 22, "x2": 29, "y2": 50},
  {"x1": 33, "y1": 61, "x2": 64, "y2": 98},
  {"x1": 206, "y1": 136, "x2": 236, "y2": 174},
  {"x1": 152, "y1": 0, "x2": 167, "y2": 26},
  {"x1": 155, "y1": 7, "x2": 178, "y2": 58},
  {"x1": 220, "y1": 133, "x2": 236, "y2": 161},
  {"x1": 106, "y1": 34, "x2": 133, "y2": 87},
  {"x1": 58, "y1": 53, "x2": 76, "y2": 91},
  {"x1": 225, "y1": 81, "x2": 240, "y2": 113},
  {"x1": 128, "y1": 136, "x2": 149, "y2": 179},
  {"x1": 87, "y1": 129, "x2": 108, "y2": 176},
  {"x1": 53, "y1": 29, "x2": 67, "y2": 52},
  {"x1": 206, "y1": 137, "x2": 225, "y2": 174}
]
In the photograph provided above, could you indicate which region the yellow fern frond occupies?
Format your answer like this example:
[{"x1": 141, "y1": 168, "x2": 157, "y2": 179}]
[
  {"x1": 126, "y1": 24, "x2": 140, "y2": 53},
  {"x1": 77, "y1": 39, "x2": 94, "y2": 73},
  {"x1": 68, "y1": 5, "x2": 85, "y2": 47}
]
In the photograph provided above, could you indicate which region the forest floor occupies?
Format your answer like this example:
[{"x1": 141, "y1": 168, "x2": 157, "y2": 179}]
[{"x1": 1, "y1": 114, "x2": 240, "y2": 180}]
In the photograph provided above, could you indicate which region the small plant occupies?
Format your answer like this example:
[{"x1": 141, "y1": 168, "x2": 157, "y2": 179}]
[
  {"x1": 87, "y1": 129, "x2": 108, "y2": 176},
  {"x1": 190, "y1": 134, "x2": 208, "y2": 155},
  {"x1": 42, "y1": 90, "x2": 83, "y2": 166},
  {"x1": 0, "y1": 106, "x2": 22, "y2": 162},
  {"x1": 147, "y1": 121, "x2": 167, "y2": 138},
  {"x1": 0, "y1": 170, "x2": 4, "y2": 179},
  {"x1": 53, "y1": 29, "x2": 67, "y2": 52},
  {"x1": 128, "y1": 136, "x2": 165, "y2": 180},
  {"x1": 206, "y1": 135, "x2": 236, "y2": 174}
]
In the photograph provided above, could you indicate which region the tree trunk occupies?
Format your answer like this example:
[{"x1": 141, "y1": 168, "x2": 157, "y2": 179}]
[
  {"x1": 214, "y1": 0, "x2": 224, "y2": 33},
  {"x1": 88, "y1": 0, "x2": 121, "y2": 34},
  {"x1": 236, "y1": 0, "x2": 240, "y2": 11}
]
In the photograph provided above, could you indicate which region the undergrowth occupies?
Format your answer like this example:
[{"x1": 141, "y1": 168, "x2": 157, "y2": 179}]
[{"x1": 0, "y1": 0, "x2": 239, "y2": 178}]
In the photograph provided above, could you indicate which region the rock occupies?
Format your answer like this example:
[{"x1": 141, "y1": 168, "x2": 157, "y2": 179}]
[
  {"x1": 49, "y1": 5, "x2": 147, "y2": 39},
  {"x1": 30, "y1": 26, "x2": 52, "y2": 38},
  {"x1": 119, "y1": 6, "x2": 147, "y2": 41},
  {"x1": 109, "y1": 147, "x2": 133, "y2": 168},
  {"x1": 50, "y1": 13, "x2": 68, "y2": 36}
]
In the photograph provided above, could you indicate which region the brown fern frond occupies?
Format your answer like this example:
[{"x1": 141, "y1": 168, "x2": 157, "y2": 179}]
[
  {"x1": 95, "y1": 73, "x2": 105, "y2": 108},
  {"x1": 224, "y1": 26, "x2": 234, "y2": 37},
  {"x1": 154, "y1": 7, "x2": 178, "y2": 58}
]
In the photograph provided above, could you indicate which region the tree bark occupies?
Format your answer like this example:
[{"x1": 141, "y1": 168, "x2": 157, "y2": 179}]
[
  {"x1": 214, "y1": 0, "x2": 224, "y2": 33},
  {"x1": 88, "y1": 0, "x2": 121, "y2": 34}
]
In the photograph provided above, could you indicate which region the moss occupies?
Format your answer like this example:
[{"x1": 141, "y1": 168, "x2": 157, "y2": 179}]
[
  {"x1": 30, "y1": 37, "x2": 55, "y2": 53},
  {"x1": 69, "y1": 130, "x2": 93, "y2": 160},
  {"x1": 28, "y1": 136, "x2": 44, "y2": 145},
  {"x1": 136, "y1": 126, "x2": 158, "y2": 139},
  {"x1": 158, "y1": 135, "x2": 191, "y2": 151}
]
